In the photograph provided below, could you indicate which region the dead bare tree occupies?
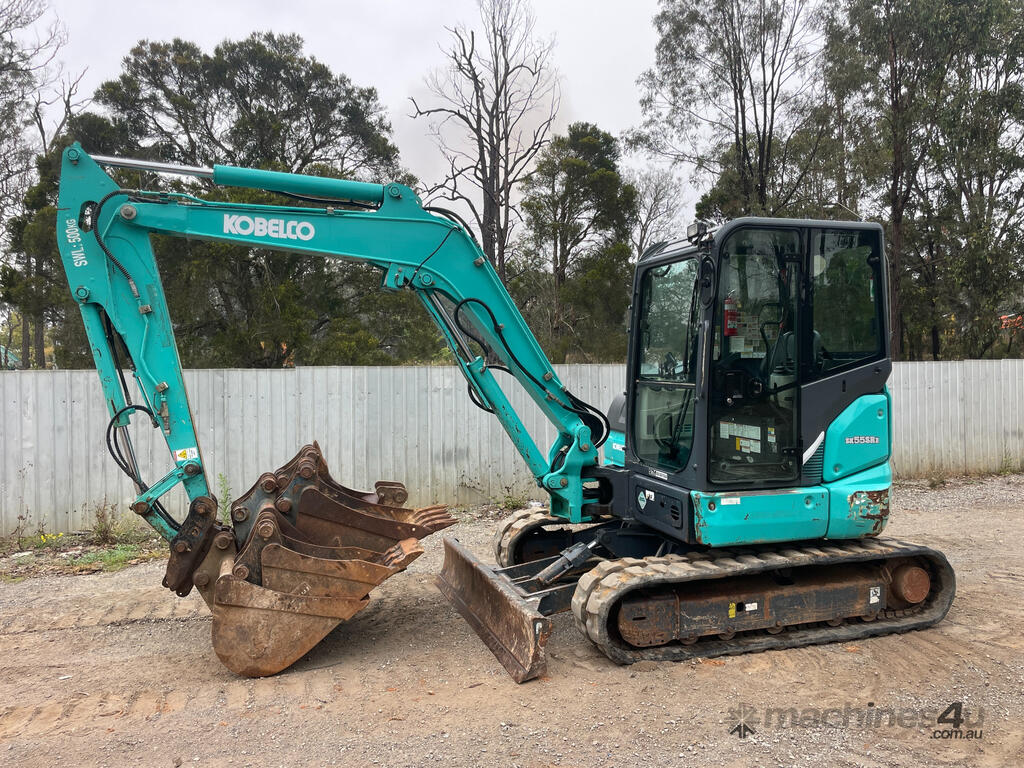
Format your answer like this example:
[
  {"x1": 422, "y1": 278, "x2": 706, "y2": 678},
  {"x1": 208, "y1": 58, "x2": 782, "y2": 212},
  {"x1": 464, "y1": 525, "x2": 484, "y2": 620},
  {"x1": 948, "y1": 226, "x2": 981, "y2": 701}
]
[
  {"x1": 0, "y1": 0, "x2": 64, "y2": 220},
  {"x1": 31, "y1": 68, "x2": 88, "y2": 154},
  {"x1": 627, "y1": 167, "x2": 687, "y2": 258},
  {"x1": 411, "y1": 0, "x2": 559, "y2": 282},
  {"x1": 0, "y1": 0, "x2": 71, "y2": 368}
]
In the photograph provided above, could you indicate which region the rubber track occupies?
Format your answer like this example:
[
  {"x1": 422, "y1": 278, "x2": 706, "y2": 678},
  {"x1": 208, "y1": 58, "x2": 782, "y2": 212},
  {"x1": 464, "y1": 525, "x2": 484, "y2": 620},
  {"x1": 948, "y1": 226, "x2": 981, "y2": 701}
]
[
  {"x1": 570, "y1": 537, "x2": 956, "y2": 665},
  {"x1": 492, "y1": 508, "x2": 561, "y2": 567}
]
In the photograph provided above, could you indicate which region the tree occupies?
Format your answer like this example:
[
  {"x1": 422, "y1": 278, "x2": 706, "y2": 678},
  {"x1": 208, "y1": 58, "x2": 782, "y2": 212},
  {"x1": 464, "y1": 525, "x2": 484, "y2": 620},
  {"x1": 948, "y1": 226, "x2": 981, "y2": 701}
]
[
  {"x1": 0, "y1": 0, "x2": 69, "y2": 368},
  {"x1": 412, "y1": 0, "x2": 558, "y2": 282},
  {"x1": 514, "y1": 123, "x2": 636, "y2": 361},
  {"x1": 636, "y1": 0, "x2": 823, "y2": 216},
  {"x1": 841, "y1": 0, "x2": 977, "y2": 358},
  {"x1": 0, "y1": 0, "x2": 62, "y2": 220},
  {"x1": 93, "y1": 33, "x2": 426, "y2": 368},
  {"x1": 96, "y1": 33, "x2": 401, "y2": 178},
  {"x1": 627, "y1": 167, "x2": 687, "y2": 258},
  {"x1": 904, "y1": 0, "x2": 1024, "y2": 359},
  {"x1": 4, "y1": 33, "x2": 445, "y2": 369}
]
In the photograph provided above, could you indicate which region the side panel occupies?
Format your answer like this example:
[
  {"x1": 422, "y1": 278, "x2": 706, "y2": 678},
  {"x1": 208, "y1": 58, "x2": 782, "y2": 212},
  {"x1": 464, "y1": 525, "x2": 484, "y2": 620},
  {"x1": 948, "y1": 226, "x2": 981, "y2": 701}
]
[
  {"x1": 632, "y1": 475, "x2": 691, "y2": 539},
  {"x1": 690, "y1": 488, "x2": 828, "y2": 546},
  {"x1": 603, "y1": 429, "x2": 626, "y2": 467},
  {"x1": 822, "y1": 393, "x2": 890, "y2": 482},
  {"x1": 824, "y1": 461, "x2": 892, "y2": 538}
]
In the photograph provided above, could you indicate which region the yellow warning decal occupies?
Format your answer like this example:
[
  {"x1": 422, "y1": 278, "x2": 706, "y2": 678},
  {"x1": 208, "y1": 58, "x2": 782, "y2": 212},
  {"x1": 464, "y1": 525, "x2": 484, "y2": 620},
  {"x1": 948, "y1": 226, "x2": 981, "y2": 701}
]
[{"x1": 728, "y1": 602, "x2": 737, "y2": 618}]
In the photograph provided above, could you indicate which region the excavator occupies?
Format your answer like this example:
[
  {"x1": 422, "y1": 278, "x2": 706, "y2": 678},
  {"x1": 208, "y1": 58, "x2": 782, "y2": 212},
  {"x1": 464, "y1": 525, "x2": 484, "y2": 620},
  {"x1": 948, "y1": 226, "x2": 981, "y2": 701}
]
[{"x1": 55, "y1": 144, "x2": 955, "y2": 682}]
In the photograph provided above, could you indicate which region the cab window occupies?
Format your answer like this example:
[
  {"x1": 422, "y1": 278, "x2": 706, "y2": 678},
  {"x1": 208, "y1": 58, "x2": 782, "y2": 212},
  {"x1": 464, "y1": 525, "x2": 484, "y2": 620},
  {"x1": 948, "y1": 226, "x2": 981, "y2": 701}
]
[{"x1": 809, "y1": 229, "x2": 884, "y2": 377}]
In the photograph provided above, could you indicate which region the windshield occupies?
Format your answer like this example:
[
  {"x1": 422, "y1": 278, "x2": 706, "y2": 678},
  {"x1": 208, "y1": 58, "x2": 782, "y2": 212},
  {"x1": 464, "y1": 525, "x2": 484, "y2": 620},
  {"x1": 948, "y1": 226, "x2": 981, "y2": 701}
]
[{"x1": 632, "y1": 258, "x2": 700, "y2": 472}]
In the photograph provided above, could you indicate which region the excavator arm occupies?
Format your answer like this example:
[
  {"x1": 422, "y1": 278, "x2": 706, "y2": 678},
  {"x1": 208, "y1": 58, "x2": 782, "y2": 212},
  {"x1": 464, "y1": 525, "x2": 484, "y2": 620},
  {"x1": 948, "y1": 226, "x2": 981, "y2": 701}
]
[{"x1": 57, "y1": 144, "x2": 607, "y2": 534}]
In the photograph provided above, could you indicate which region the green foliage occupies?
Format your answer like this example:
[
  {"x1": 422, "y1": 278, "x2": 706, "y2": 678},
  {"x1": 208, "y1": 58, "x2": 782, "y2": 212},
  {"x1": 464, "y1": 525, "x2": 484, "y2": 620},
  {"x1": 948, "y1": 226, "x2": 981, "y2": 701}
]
[
  {"x1": 66, "y1": 543, "x2": 157, "y2": 572},
  {"x1": 836, "y1": 0, "x2": 1024, "y2": 360},
  {"x1": 3, "y1": 32, "x2": 446, "y2": 369},
  {"x1": 649, "y1": 0, "x2": 1024, "y2": 362},
  {"x1": 499, "y1": 491, "x2": 530, "y2": 511},
  {"x1": 87, "y1": 500, "x2": 151, "y2": 546},
  {"x1": 515, "y1": 122, "x2": 637, "y2": 362},
  {"x1": 637, "y1": 0, "x2": 820, "y2": 216},
  {"x1": 95, "y1": 33, "x2": 402, "y2": 177},
  {"x1": 5, "y1": 10, "x2": 1023, "y2": 370}
]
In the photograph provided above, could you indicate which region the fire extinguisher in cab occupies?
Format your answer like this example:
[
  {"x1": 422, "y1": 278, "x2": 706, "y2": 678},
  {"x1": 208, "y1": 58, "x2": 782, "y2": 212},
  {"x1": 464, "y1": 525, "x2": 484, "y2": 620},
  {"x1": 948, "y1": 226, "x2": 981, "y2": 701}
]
[{"x1": 724, "y1": 293, "x2": 738, "y2": 337}]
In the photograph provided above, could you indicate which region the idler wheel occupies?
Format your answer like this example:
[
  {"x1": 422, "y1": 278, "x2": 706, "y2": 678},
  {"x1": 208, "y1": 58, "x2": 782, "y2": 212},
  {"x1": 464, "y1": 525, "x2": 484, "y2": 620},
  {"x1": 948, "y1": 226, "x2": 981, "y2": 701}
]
[{"x1": 891, "y1": 564, "x2": 931, "y2": 604}]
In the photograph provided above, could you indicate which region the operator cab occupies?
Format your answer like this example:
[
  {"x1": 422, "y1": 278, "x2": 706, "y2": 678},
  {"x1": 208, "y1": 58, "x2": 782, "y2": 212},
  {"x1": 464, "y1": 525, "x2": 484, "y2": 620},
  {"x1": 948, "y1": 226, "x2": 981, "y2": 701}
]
[{"x1": 622, "y1": 218, "x2": 890, "y2": 540}]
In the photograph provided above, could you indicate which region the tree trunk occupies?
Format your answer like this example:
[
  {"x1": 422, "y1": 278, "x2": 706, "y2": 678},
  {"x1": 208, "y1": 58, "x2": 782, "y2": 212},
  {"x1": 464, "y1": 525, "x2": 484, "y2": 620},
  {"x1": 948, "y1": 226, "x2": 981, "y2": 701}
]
[
  {"x1": 889, "y1": 213, "x2": 905, "y2": 360},
  {"x1": 482, "y1": 175, "x2": 499, "y2": 279},
  {"x1": 33, "y1": 313, "x2": 45, "y2": 368},
  {"x1": 20, "y1": 315, "x2": 29, "y2": 367},
  {"x1": 20, "y1": 256, "x2": 31, "y2": 366}
]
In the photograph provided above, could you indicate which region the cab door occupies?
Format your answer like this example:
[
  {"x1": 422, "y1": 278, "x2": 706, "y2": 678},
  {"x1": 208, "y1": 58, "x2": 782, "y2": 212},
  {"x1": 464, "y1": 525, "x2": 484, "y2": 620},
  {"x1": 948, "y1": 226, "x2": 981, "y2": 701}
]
[{"x1": 707, "y1": 226, "x2": 802, "y2": 487}]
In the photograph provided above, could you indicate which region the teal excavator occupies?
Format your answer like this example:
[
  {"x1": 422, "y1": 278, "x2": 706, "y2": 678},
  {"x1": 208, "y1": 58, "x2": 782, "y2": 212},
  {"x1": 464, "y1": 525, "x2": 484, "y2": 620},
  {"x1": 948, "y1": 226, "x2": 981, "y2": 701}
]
[{"x1": 55, "y1": 145, "x2": 955, "y2": 681}]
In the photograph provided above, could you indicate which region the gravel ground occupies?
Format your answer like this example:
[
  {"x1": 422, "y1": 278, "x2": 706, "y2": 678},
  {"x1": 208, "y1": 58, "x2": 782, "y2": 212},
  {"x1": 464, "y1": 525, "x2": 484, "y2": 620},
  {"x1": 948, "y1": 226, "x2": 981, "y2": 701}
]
[{"x1": 0, "y1": 475, "x2": 1022, "y2": 767}]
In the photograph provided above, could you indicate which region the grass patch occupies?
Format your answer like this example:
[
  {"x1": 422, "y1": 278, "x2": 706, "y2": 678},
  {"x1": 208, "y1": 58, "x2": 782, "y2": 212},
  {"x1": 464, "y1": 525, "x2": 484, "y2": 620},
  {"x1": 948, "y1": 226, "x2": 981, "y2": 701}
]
[
  {"x1": 88, "y1": 501, "x2": 154, "y2": 546},
  {"x1": 1, "y1": 502, "x2": 166, "y2": 579},
  {"x1": 66, "y1": 543, "x2": 163, "y2": 572}
]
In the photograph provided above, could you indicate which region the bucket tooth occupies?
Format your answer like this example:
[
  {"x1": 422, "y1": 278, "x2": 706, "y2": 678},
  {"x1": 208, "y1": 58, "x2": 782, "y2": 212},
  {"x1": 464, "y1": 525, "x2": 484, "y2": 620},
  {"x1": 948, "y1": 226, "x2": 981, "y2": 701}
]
[
  {"x1": 294, "y1": 487, "x2": 454, "y2": 551},
  {"x1": 436, "y1": 537, "x2": 551, "y2": 683}
]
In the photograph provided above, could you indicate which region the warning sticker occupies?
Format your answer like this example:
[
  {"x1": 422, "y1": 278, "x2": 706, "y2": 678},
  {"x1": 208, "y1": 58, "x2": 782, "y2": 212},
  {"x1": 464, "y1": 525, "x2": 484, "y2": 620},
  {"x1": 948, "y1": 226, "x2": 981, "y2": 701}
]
[
  {"x1": 721, "y1": 422, "x2": 760, "y2": 440},
  {"x1": 869, "y1": 586, "x2": 881, "y2": 604},
  {"x1": 736, "y1": 437, "x2": 762, "y2": 454},
  {"x1": 175, "y1": 447, "x2": 199, "y2": 462}
]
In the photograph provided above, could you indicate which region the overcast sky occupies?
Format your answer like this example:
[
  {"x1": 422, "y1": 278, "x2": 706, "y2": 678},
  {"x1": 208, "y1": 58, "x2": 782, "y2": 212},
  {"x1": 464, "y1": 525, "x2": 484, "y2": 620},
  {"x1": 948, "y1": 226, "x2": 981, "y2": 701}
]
[{"x1": 40, "y1": 0, "x2": 690, "y2": 210}]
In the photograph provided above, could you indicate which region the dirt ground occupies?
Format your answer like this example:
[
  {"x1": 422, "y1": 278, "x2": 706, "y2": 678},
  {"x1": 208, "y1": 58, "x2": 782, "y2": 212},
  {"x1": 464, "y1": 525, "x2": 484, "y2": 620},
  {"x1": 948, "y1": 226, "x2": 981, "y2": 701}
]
[{"x1": 1, "y1": 476, "x2": 1022, "y2": 768}]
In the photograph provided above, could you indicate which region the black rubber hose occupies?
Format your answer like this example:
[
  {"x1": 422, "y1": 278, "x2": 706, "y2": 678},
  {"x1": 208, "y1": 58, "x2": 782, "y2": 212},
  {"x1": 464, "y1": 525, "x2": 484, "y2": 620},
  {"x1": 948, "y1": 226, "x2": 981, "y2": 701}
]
[
  {"x1": 452, "y1": 297, "x2": 609, "y2": 447},
  {"x1": 91, "y1": 189, "x2": 141, "y2": 298}
]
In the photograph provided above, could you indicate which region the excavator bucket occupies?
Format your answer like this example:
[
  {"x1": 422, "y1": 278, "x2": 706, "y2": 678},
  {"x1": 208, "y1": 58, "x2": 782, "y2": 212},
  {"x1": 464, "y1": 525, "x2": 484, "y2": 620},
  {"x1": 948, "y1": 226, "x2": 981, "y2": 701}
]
[
  {"x1": 436, "y1": 537, "x2": 552, "y2": 683},
  {"x1": 185, "y1": 443, "x2": 456, "y2": 676}
]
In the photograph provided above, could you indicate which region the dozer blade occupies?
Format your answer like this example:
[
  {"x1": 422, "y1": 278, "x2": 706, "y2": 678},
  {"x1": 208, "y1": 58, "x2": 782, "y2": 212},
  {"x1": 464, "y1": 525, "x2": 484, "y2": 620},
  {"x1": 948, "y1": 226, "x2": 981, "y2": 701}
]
[
  {"x1": 183, "y1": 443, "x2": 452, "y2": 677},
  {"x1": 436, "y1": 537, "x2": 552, "y2": 683}
]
